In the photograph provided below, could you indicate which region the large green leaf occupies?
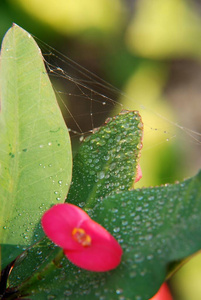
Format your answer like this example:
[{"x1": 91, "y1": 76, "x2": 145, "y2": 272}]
[
  {"x1": 0, "y1": 24, "x2": 72, "y2": 269},
  {"x1": 67, "y1": 110, "x2": 143, "y2": 207},
  {"x1": 10, "y1": 171, "x2": 201, "y2": 300}
]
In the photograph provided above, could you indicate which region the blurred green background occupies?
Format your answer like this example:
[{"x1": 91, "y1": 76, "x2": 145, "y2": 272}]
[{"x1": 0, "y1": 0, "x2": 201, "y2": 298}]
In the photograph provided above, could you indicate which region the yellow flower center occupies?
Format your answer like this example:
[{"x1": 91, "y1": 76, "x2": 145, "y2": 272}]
[{"x1": 72, "y1": 228, "x2": 91, "y2": 247}]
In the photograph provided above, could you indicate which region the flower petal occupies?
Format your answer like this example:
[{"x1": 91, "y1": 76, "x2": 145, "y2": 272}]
[
  {"x1": 64, "y1": 218, "x2": 123, "y2": 272},
  {"x1": 135, "y1": 164, "x2": 142, "y2": 183},
  {"x1": 41, "y1": 203, "x2": 90, "y2": 250},
  {"x1": 150, "y1": 283, "x2": 172, "y2": 300}
]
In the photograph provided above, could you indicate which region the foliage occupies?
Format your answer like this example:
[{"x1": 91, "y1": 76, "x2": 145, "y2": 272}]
[
  {"x1": 0, "y1": 24, "x2": 72, "y2": 269},
  {"x1": 0, "y1": 25, "x2": 201, "y2": 299}
]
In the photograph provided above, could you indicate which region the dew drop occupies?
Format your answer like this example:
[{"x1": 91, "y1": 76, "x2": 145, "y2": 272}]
[
  {"x1": 113, "y1": 227, "x2": 120, "y2": 233},
  {"x1": 64, "y1": 290, "x2": 72, "y2": 296},
  {"x1": 122, "y1": 220, "x2": 128, "y2": 226},
  {"x1": 116, "y1": 289, "x2": 123, "y2": 295},
  {"x1": 111, "y1": 208, "x2": 118, "y2": 213},
  {"x1": 145, "y1": 234, "x2": 153, "y2": 241},
  {"x1": 97, "y1": 171, "x2": 105, "y2": 180}
]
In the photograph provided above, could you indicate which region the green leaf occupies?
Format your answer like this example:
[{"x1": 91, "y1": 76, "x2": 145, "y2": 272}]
[
  {"x1": 10, "y1": 171, "x2": 201, "y2": 299},
  {"x1": 0, "y1": 24, "x2": 72, "y2": 269},
  {"x1": 67, "y1": 110, "x2": 143, "y2": 207}
]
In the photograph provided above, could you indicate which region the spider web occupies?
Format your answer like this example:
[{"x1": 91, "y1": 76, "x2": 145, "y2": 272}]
[
  {"x1": 39, "y1": 40, "x2": 123, "y2": 138},
  {"x1": 35, "y1": 37, "x2": 201, "y2": 184}
]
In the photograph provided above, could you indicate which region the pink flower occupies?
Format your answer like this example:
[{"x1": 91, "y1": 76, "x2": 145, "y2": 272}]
[
  {"x1": 41, "y1": 203, "x2": 123, "y2": 272},
  {"x1": 150, "y1": 283, "x2": 173, "y2": 300},
  {"x1": 135, "y1": 164, "x2": 142, "y2": 183}
]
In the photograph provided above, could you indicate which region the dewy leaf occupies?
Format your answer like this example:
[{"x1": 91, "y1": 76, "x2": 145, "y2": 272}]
[
  {"x1": 8, "y1": 171, "x2": 201, "y2": 300},
  {"x1": 67, "y1": 110, "x2": 143, "y2": 207},
  {"x1": 6, "y1": 110, "x2": 143, "y2": 293},
  {"x1": 0, "y1": 24, "x2": 72, "y2": 269}
]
